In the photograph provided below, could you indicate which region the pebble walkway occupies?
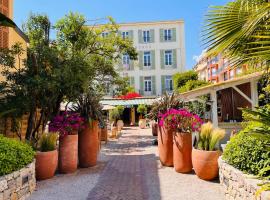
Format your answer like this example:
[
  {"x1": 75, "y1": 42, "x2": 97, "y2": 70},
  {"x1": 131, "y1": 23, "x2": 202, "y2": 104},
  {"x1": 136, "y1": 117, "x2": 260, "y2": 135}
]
[{"x1": 29, "y1": 127, "x2": 225, "y2": 200}]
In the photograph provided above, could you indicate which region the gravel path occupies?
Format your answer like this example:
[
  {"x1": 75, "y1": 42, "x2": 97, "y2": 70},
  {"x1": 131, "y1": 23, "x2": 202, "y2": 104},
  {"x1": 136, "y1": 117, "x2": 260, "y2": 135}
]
[{"x1": 28, "y1": 127, "x2": 225, "y2": 200}]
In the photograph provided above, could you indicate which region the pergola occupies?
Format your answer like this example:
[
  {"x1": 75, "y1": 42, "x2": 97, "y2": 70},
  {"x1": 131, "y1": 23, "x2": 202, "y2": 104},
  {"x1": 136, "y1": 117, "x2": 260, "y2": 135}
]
[{"x1": 179, "y1": 72, "x2": 262, "y2": 128}]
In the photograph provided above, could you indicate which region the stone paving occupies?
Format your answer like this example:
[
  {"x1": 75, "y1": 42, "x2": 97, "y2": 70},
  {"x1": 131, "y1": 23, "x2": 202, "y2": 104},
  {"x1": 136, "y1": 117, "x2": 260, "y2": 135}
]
[{"x1": 28, "y1": 127, "x2": 225, "y2": 200}]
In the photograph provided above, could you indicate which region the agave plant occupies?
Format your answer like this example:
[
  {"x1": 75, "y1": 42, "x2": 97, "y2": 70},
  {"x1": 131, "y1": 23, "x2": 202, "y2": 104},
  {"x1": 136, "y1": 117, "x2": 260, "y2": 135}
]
[{"x1": 147, "y1": 92, "x2": 183, "y2": 121}]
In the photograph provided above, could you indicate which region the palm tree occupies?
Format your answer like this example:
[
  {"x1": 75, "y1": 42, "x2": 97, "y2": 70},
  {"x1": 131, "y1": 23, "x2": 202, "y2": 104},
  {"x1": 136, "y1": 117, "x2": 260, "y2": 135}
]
[
  {"x1": 0, "y1": 12, "x2": 17, "y2": 28},
  {"x1": 203, "y1": 0, "x2": 270, "y2": 67}
]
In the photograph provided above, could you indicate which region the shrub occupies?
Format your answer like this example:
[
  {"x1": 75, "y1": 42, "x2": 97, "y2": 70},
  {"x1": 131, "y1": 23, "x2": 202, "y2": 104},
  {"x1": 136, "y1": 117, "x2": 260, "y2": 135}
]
[
  {"x1": 223, "y1": 127, "x2": 270, "y2": 176},
  {"x1": 38, "y1": 133, "x2": 58, "y2": 152},
  {"x1": 0, "y1": 135, "x2": 35, "y2": 176},
  {"x1": 137, "y1": 104, "x2": 147, "y2": 116}
]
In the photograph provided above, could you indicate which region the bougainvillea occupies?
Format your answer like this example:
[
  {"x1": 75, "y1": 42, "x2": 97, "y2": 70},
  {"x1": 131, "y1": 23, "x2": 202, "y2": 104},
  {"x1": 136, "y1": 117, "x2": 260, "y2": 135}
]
[
  {"x1": 49, "y1": 112, "x2": 84, "y2": 137},
  {"x1": 158, "y1": 108, "x2": 203, "y2": 133},
  {"x1": 118, "y1": 92, "x2": 142, "y2": 100}
]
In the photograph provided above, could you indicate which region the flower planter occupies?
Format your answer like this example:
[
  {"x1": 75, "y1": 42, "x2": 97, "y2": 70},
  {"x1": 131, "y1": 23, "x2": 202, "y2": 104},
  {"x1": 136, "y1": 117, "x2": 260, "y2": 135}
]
[
  {"x1": 173, "y1": 132, "x2": 192, "y2": 173},
  {"x1": 35, "y1": 150, "x2": 58, "y2": 180},
  {"x1": 152, "y1": 121, "x2": 158, "y2": 136},
  {"x1": 192, "y1": 149, "x2": 220, "y2": 180},
  {"x1": 139, "y1": 119, "x2": 146, "y2": 129},
  {"x1": 79, "y1": 121, "x2": 99, "y2": 167},
  {"x1": 158, "y1": 126, "x2": 173, "y2": 167},
  {"x1": 59, "y1": 134, "x2": 78, "y2": 173},
  {"x1": 117, "y1": 120, "x2": 124, "y2": 131}
]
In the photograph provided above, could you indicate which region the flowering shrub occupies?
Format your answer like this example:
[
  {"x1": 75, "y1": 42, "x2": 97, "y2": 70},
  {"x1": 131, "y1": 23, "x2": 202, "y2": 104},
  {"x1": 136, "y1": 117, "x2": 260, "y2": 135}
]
[
  {"x1": 118, "y1": 92, "x2": 141, "y2": 100},
  {"x1": 158, "y1": 108, "x2": 203, "y2": 133},
  {"x1": 49, "y1": 112, "x2": 84, "y2": 137}
]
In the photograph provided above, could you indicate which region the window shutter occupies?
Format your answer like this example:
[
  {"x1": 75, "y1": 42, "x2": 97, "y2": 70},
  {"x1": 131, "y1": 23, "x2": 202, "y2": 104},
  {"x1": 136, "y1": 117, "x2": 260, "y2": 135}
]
[
  {"x1": 140, "y1": 76, "x2": 144, "y2": 95},
  {"x1": 161, "y1": 75, "x2": 166, "y2": 94},
  {"x1": 130, "y1": 76, "x2": 135, "y2": 87},
  {"x1": 160, "y1": 50, "x2": 165, "y2": 69},
  {"x1": 138, "y1": 30, "x2": 143, "y2": 44},
  {"x1": 172, "y1": 28, "x2": 177, "y2": 42},
  {"x1": 150, "y1": 29, "x2": 155, "y2": 43},
  {"x1": 151, "y1": 50, "x2": 155, "y2": 70},
  {"x1": 152, "y1": 76, "x2": 156, "y2": 95},
  {"x1": 129, "y1": 30, "x2": 134, "y2": 41},
  {"x1": 160, "y1": 29, "x2": 164, "y2": 42},
  {"x1": 173, "y1": 49, "x2": 177, "y2": 69},
  {"x1": 130, "y1": 60, "x2": 134, "y2": 70},
  {"x1": 118, "y1": 31, "x2": 122, "y2": 36},
  {"x1": 139, "y1": 51, "x2": 143, "y2": 70}
]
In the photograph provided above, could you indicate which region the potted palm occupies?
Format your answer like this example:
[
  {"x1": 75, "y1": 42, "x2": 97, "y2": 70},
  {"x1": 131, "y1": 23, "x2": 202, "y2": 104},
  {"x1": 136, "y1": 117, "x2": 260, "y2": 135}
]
[
  {"x1": 35, "y1": 133, "x2": 58, "y2": 180},
  {"x1": 73, "y1": 93, "x2": 104, "y2": 168},
  {"x1": 49, "y1": 112, "x2": 84, "y2": 173},
  {"x1": 192, "y1": 122, "x2": 225, "y2": 180},
  {"x1": 148, "y1": 93, "x2": 183, "y2": 167},
  {"x1": 137, "y1": 104, "x2": 147, "y2": 129},
  {"x1": 159, "y1": 108, "x2": 202, "y2": 173}
]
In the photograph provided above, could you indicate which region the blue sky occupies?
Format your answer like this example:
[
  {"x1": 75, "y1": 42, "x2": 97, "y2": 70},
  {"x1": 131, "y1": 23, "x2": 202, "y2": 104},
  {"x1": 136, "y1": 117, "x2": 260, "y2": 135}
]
[{"x1": 14, "y1": 0, "x2": 229, "y2": 69}]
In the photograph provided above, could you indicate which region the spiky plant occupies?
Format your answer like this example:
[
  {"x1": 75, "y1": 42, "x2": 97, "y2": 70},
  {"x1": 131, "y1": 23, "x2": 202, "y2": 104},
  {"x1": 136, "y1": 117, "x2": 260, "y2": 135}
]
[
  {"x1": 209, "y1": 128, "x2": 226, "y2": 151},
  {"x1": 38, "y1": 133, "x2": 58, "y2": 152}
]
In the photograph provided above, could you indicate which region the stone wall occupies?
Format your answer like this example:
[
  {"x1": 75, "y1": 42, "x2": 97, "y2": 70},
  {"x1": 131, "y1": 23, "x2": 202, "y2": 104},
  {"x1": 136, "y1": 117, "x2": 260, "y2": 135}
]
[
  {"x1": 219, "y1": 157, "x2": 270, "y2": 200},
  {"x1": 0, "y1": 160, "x2": 36, "y2": 200}
]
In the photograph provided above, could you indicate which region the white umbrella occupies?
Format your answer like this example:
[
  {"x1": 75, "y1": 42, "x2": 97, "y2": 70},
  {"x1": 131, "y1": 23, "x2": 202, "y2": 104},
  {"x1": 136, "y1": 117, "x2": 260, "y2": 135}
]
[{"x1": 102, "y1": 105, "x2": 116, "y2": 111}]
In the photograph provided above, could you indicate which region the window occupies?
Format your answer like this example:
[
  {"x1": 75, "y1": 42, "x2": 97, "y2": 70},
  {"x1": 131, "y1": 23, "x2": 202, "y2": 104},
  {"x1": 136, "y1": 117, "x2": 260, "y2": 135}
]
[
  {"x1": 143, "y1": 51, "x2": 151, "y2": 67},
  {"x1": 144, "y1": 77, "x2": 152, "y2": 92},
  {"x1": 212, "y1": 67, "x2": 217, "y2": 76},
  {"x1": 236, "y1": 67, "x2": 242, "y2": 75},
  {"x1": 165, "y1": 50, "x2": 173, "y2": 66},
  {"x1": 122, "y1": 54, "x2": 130, "y2": 65},
  {"x1": 229, "y1": 70, "x2": 234, "y2": 79},
  {"x1": 143, "y1": 30, "x2": 150, "y2": 43},
  {"x1": 165, "y1": 76, "x2": 173, "y2": 91},
  {"x1": 224, "y1": 72, "x2": 228, "y2": 81},
  {"x1": 122, "y1": 31, "x2": 129, "y2": 39},
  {"x1": 102, "y1": 32, "x2": 109, "y2": 38},
  {"x1": 164, "y1": 29, "x2": 172, "y2": 41}
]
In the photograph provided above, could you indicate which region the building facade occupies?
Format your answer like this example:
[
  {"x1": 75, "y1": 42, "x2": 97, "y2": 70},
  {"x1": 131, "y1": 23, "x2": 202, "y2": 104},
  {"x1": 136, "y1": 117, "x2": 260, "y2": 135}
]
[{"x1": 108, "y1": 20, "x2": 186, "y2": 97}]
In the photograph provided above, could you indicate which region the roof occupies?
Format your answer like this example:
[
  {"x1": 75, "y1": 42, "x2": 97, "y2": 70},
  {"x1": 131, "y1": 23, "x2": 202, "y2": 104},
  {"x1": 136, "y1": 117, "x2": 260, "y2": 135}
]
[
  {"x1": 100, "y1": 97, "x2": 157, "y2": 106},
  {"x1": 180, "y1": 72, "x2": 263, "y2": 99},
  {"x1": 14, "y1": 27, "x2": 29, "y2": 43}
]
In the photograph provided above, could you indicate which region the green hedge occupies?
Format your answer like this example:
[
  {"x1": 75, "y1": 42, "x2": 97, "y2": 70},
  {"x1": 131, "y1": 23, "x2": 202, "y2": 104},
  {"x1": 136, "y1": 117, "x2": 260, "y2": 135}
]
[
  {"x1": 0, "y1": 135, "x2": 35, "y2": 176},
  {"x1": 223, "y1": 128, "x2": 270, "y2": 176}
]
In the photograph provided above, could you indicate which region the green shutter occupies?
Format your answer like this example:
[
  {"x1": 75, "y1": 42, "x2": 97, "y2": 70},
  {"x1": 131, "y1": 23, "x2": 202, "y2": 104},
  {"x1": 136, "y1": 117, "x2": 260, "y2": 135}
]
[
  {"x1": 160, "y1": 29, "x2": 164, "y2": 42},
  {"x1": 173, "y1": 49, "x2": 177, "y2": 69},
  {"x1": 160, "y1": 50, "x2": 165, "y2": 69},
  {"x1": 172, "y1": 28, "x2": 176, "y2": 42},
  {"x1": 130, "y1": 76, "x2": 135, "y2": 87},
  {"x1": 140, "y1": 76, "x2": 144, "y2": 95},
  {"x1": 151, "y1": 50, "x2": 155, "y2": 70},
  {"x1": 150, "y1": 29, "x2": 155, "y2": 43},
  {"x1": 130, "y1": 60, "x2": 134, "y2": 70},
  {"x1": 118, "y1": 31, "x2": 122, "y2": 36},
  {"x1": 152, "y1": 76, "x2": 156, "y2": 95},
  {"x1": 161, "y1": 75, "x2": 165, "y2": 94},
  {"x1": 117, "y1": 56, "x2": 123, "y2": 71},
  {"x1": 129, "y1": 30, "x2": 134, "y2": 41},
  {"x1": 138, "y1": 30, "x2": 143, "y2": 43},
  {"x1": 139, "y1": 51, "x2": 143, "y2": 70}
]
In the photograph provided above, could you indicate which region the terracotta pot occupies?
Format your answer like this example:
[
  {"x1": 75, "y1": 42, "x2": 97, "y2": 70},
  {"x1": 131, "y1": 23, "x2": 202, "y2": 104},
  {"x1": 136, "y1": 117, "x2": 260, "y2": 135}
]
[
  {"x1": 35, "y1": 150, "x2": 58, "y2": 180},
  {"x1": 158, "y1": 126, "x2": 173, "y2": 167},
  {"x1": 173, "y1": 132, "x2": 192, "y2": 173},
  {"x1": 59, "y1": 134, "x2": 78, "y2": 173},
  {"x1": 117, "y1": 120, "x2": 124, "y2": 131},
  {"x1": 152, "y1": 122, "x2": 158, "y2": 136},
  {"x1": 79, "y1": 121, "x2": 99, "y2": 168},
  {"x1": 139, "y1": 119, "x2": 146, "y2": 129},
  {"x1": 192, "y1": 149, "x2": 220, "y2": 180}
]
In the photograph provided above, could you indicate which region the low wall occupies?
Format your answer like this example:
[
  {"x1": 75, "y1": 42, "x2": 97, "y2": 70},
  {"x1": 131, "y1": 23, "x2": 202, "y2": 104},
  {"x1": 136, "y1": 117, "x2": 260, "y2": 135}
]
[
  {"x1": 219, "y1": 157, "x2": 270, "y2": 200},
  {"x1": 0, "y1": 160, "x2": 36, "y2": 200}
]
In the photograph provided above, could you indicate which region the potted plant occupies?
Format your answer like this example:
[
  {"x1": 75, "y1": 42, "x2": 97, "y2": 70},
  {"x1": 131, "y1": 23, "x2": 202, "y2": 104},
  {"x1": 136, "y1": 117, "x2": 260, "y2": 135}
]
[
  {"x1": 35, "y1": 133, "x2": 58, "y2": 180},
  {"x1": 73, "y1": 93, "x2": 104, "y2": 168},
  {"x1": 109, "y1": 108, "x2": 120, "y2": 138},
  {"x1": 116, "y1": 105, "x2": 124, "y2": 131},
  {"x1": 192, "y1": 122, "x2": 225, "y2": 180},
  {"x1": 148, "y1": 93, "x2": 183, "y2": 167},
  {"x1": 159, "y1": 108, "x2": 202, "y2": 173},
  {"x1": 137, "y1": 104, "x2": 147, "y2": 129},
  {"x1": 49, "y1": 112, "x2": 84, "y2": 173}
]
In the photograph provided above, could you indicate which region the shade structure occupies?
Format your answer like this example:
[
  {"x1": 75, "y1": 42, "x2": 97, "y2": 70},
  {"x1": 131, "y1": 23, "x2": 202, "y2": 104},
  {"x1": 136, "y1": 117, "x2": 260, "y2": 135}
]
[
  {"x1": 102, "y1": 105, "x2": 116, "y2": 111},
  {"x1": 100, "y1": 97, "x2": 157, "y2": 107}
]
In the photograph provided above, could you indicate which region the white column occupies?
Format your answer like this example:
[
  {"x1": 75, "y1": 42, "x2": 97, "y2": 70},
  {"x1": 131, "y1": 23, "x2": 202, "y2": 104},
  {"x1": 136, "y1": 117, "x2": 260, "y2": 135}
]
[
  {"x1": 250, "y1": 80, "x2": 259, "y2": 110},
  {"x1": 210, "y1": 90, "x2": 218, "y2": 127}
]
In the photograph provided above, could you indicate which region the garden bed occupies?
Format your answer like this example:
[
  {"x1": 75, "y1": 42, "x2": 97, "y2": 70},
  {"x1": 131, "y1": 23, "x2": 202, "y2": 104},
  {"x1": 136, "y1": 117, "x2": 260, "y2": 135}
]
[
  {"x1": 219, "y1": 157, "x2": 270, "y2": 200},
  {"x1": 0, "y1": 160, "x2": 36, "y2": 200}
]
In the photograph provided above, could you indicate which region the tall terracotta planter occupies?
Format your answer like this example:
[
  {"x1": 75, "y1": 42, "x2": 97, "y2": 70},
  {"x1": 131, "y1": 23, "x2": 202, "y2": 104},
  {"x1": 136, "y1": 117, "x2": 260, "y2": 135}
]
[
  {"x1": 35, "y1": 150, "x2": 58, "y2": 180},
  {"x1": 173, "y1": 132, "x2": 192, "y2": 173},
  {"x1": 152, "y1": 122, "x2": 158, "y2": 136},
  {"x1": 158, "y1": 126, "x2": 173, "y2": 167},
  {"x1": 192, "y1": 149, "x2": 220, "y2": 180},
  {"x1": 79, "y1": 121, "x2": 99, "y2": 168},
  {"x1": 59, "y1": 134, "x2": 78, "y2": 173}
]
